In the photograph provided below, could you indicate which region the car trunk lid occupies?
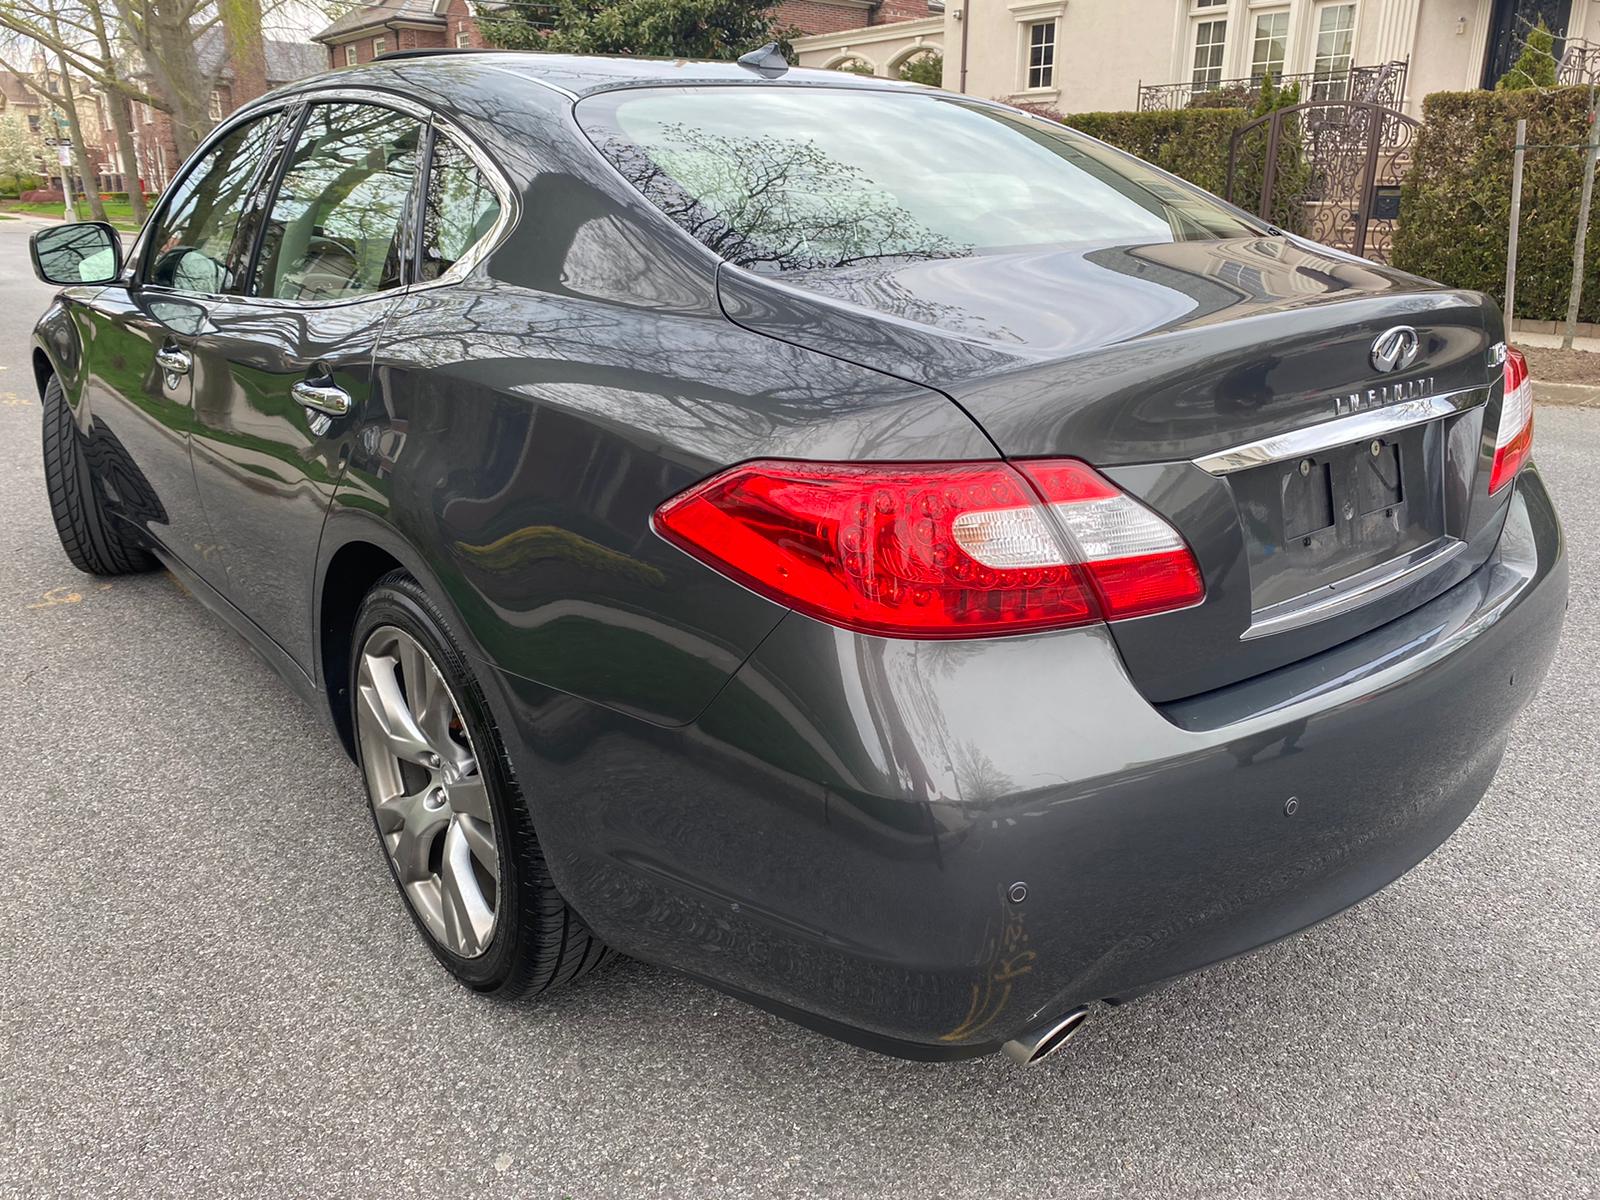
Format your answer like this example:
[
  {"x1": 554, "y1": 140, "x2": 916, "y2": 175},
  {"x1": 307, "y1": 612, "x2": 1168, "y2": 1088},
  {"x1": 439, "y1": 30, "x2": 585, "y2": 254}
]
[{"x1": 718, "y1": 236, "x2": 1509, "y2": 699}]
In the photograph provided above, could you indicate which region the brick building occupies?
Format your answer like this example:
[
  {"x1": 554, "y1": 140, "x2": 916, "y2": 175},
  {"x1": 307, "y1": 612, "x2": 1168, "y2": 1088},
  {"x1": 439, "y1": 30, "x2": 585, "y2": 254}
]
[
  {"x1": 312, "y1": 0, "x2": 490, "y2": 69},
  {"x1": 773, "y1": 0, "x2": 941, "y2": 37}
]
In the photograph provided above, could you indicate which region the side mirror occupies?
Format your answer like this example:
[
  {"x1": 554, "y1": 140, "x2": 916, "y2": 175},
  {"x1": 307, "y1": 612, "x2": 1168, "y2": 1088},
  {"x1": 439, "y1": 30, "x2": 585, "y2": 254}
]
[{"x1": 29, "y1": 221, "x2": 123, "y2": 287}]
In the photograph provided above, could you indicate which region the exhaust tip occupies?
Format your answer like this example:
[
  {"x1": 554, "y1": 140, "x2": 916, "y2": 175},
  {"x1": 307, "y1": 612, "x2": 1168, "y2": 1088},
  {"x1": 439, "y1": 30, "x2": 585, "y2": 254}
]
[{"x1": 1002, "y1": 1006, "x2": 1091, "y2": 1067}]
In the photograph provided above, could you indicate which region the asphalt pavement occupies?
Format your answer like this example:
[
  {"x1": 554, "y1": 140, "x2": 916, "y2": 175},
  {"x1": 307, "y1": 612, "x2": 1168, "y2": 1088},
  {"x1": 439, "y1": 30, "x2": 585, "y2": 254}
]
[{"x1": 1, "y1": 215, "x2": 1596, "y2": 1198}]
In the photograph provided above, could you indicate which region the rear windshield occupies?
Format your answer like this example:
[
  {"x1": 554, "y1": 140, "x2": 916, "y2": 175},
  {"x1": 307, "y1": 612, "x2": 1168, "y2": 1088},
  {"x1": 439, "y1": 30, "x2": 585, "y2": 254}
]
[{"x1": 577, "y1": 86, "x2": 1262, "y2": 273}]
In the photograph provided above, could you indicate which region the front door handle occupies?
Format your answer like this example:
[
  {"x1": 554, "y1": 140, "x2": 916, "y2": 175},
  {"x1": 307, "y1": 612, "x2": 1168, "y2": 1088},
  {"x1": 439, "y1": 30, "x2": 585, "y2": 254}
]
[
  {"x1": 291, "y1": 378, "x2": 352, "y2": 418},
  {"x1": 155, "y1": 346, "x2": 190, "y2": 375}
]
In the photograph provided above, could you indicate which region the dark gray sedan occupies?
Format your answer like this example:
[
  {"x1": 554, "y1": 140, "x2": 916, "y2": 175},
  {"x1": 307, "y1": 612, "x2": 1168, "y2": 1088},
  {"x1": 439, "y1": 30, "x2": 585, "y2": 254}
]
[{"x1": 26, "y1": 49, "x2": 1565, "y2": 1065}]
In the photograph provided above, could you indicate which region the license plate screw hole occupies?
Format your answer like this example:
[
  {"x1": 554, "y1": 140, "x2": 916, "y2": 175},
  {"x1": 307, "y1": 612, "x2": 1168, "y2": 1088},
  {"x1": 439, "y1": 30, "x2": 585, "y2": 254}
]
[
  {"x1": 1283, "y1": 796, "x2": 1300, "y2": 817},
  {"x1": 1371, "y1": 440, "x2": 1383, "y2": 457},
  {"x1": 1299, "y1": 459, "x2": 1313, "y2": 477}
]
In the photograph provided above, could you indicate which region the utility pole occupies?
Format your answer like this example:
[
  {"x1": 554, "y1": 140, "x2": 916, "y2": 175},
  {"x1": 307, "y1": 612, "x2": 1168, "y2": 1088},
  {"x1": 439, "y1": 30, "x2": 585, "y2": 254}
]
[
  {"x1": 1563, "y1": 86, "x2": 1600, "y2": 350},
  {"x1": 1506, "y1": 118, "x2": 1527, "y2": 333}
]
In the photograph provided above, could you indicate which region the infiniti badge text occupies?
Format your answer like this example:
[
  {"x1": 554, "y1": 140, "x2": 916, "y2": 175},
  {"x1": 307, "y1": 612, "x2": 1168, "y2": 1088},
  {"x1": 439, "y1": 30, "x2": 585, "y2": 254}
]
[{"x1": 1335, "y1": 375, "x2": 1436, "y2": 417}]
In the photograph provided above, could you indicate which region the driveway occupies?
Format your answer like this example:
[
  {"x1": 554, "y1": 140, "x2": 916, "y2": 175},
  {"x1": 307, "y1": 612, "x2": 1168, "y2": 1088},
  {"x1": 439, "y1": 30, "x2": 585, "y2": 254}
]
[{"x1": 0, "y1": 215, "x2": 1595, "y2": 1198}]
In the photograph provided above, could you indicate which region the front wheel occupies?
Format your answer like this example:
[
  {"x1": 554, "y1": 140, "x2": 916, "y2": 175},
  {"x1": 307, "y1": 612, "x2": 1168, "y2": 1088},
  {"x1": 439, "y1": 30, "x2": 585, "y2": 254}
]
[
  {"x1": 350, "y1": 571, "x2": 611, "y2": 995},
  {"x1": 40, "y1": 375, "x2": 157, "y2": 576}
]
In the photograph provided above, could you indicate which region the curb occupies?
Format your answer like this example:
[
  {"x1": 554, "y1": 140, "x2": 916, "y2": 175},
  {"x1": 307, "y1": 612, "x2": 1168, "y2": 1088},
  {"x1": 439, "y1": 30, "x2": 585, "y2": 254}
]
[{"x1": 1534, "y1": 381, "x2": 1600, "y2": 407}]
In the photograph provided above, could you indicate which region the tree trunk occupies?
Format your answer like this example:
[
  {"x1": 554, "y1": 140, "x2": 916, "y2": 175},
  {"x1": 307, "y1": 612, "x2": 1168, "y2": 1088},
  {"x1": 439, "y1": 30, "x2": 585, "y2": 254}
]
[
  {"x1": 106, "y1": 92, "x2": 146, "y2": 224},
  {"x1": 142, "y1": 4, "x2": 213, "y2": 160},
  {"x1": 52, "y1": 50, "x2": 109, "y2": 223},
  {"x1": 87, "y1": 0, "x2": 149, "y2": 224}
]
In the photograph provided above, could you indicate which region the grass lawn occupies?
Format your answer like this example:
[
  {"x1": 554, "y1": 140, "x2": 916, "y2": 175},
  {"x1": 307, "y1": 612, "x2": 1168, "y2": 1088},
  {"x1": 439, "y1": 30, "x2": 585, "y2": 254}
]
[{"x1": 0, "y1": 199, "x2": 144, "y2": 231}]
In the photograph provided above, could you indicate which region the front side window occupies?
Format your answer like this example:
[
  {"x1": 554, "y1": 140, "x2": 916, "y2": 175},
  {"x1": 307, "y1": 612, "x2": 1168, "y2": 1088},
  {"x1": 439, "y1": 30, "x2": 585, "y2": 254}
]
[
  {"x1": 1251, "y1": 10, "x2": 1290, "y2": 81},
  {"x1": 252, "y1": 103, "x2": 422, "y2": 301},
  {"x1": 144, "y1": 114, "x2": 279, "y2": 294},
  {"x1": 1027, "y1": 21, "x2": 1056, "y2": 90},
  {"x1": 1192, "y1": 19, "x2": 1228, "y2": 91},
  {"x1": 419, "y1": 132, "x2": 502, "y2": 282},
  {"x1": 1312, "y1": 4, "x2": 1357, "y2": 99},
  {"x1": 580, "y1": 88, "x2": 1261, "y2": 275}
]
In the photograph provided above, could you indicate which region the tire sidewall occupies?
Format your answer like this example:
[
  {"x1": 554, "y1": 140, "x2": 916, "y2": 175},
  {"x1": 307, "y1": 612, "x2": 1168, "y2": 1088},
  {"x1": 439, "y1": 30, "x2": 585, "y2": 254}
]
[{"x1": 350, "y1": 577, "x2": 528, "y2": 992}]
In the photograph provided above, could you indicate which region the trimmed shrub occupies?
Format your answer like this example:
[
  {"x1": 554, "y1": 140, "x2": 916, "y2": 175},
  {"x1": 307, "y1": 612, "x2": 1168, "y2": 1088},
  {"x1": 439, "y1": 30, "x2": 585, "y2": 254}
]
[
  {"x1": 1498, "y1": 20, "x2": 1558, "y2": 91},
  {"x1": 1065, "y1": 107, "x2": 1252, "y2": 197},
  {"x1": 897, "y1": 51, "x2": 942, "y2": 88},
  {"x1": 1393, "y1": 87, "x2": 1599, "y2": 323}
]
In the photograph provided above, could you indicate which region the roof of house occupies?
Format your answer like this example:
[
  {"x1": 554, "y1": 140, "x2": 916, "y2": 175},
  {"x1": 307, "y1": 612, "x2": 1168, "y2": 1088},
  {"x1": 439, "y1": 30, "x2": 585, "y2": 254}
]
[
  {"x1": 0, "y1": 69, "x2": 44, "y2": 110},
  {"x1": 189, "y1": 29, "x2": 329, "y2": 86},
  {"x1": 312, "y1": 0, "x2": 447, "y2": 44}
]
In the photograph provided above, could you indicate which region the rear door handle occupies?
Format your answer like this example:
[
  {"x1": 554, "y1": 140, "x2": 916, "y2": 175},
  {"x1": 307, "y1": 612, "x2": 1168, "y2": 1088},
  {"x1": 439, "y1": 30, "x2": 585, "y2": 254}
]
[
  {"x1": 291, "y1": 379, "x2": 352, "y2": 418},
  {"x1": 155, "y1": 346, "x2": 190, "y2": 375}
]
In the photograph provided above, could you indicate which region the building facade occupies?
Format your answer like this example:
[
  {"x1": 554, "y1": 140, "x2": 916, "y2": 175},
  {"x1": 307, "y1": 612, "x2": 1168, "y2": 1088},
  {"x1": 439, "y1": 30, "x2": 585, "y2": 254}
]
[
  {"x1": 312, "y1": 0, "x2": 491, "y2": 69},
  {"x1": 926, "y1": 0, "x2": 1600, "y2": 115}
]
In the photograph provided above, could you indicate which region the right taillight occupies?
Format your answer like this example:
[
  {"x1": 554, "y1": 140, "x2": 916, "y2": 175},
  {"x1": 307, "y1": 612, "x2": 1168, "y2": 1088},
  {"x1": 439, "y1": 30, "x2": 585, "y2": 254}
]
[
  {"x1": 652, "y1": 458, "x2": 1204, "y2": 639},
  {"x1": 1490, "y1": 346, "x2": 1533, "y2": 495}
]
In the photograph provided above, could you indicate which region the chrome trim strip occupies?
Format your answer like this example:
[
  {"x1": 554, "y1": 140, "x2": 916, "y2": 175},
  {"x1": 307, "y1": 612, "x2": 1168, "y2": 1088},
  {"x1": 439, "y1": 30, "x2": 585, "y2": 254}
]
[
  {"x1": 1193, "y1": 385, "x2": 1487, "y2": 476},
  {"x1": 1240, "y1": 536, "x2": 1468, "y2": 641}
]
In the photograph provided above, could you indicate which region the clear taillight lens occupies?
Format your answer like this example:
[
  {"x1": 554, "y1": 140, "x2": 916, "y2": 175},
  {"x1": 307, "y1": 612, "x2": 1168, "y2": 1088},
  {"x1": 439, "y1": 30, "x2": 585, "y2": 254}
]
[
  {"x1": 652, "y1": 459, "x2": 1204, "y2": 639},
  {"x1": 1490, "y1": 346, "x2": 1533, "y2": 494}
]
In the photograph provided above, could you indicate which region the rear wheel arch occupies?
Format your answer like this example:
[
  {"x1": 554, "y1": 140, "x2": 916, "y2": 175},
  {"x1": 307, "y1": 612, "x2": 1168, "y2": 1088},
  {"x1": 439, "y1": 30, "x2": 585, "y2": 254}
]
[
  {"x1": 318, "y1": 538, "x2": 406, "y2": 759},
  {"x1": 315, "y1": 523, "x2": 490, "y2": 760}
]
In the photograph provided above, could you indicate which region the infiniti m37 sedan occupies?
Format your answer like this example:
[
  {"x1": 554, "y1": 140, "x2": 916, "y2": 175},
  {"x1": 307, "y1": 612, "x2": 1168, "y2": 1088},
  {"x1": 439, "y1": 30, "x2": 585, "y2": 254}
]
[{"x1": 28, "y1": 51, "x2": 1565, "y2": 1066}]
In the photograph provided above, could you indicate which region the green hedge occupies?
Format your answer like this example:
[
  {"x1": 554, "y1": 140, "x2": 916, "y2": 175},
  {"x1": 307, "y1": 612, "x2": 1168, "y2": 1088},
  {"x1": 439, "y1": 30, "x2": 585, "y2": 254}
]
[
  {"x1": 1064, "y1": 108, "x2": 1253, "y2": 198},
  {"x1": 1394, "y1": 87, "x2": 1598, "y2": 323}
]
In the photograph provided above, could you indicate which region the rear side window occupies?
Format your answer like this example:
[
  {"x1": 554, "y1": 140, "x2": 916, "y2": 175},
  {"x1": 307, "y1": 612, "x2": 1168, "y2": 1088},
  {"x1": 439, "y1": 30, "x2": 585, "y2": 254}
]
[
  {"x1": 145, "y1": 114, "x2": 279, "y2": 294},
  {"x1": 578, "y1": 87, "x2": 1261, "y2": 273},
  {"x1": 419, "y1": 132, "x2": 502, "y2": 282},
  {"x1": 252, "y1": 102, "x2": 423, "y2": 301}
]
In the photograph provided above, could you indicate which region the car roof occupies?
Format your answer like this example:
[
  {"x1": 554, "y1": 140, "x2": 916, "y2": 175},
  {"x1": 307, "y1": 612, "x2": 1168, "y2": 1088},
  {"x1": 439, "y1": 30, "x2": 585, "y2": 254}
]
[{"x1": 282, "y1": 49, "x2": 930, "y2": 103}]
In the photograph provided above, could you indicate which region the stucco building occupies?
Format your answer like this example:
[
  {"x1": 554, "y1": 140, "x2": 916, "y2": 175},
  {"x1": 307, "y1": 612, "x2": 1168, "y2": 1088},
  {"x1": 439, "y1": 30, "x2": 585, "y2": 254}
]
[{"x1": 796, "y1": 0, "x2": 1600, "y2": 114}]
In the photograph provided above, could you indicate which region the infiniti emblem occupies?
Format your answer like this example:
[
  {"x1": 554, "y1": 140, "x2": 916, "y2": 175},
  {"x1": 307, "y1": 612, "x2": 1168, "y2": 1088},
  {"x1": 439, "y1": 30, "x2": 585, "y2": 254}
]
[{"x1": 1370, "y1": 325, "x2": 1421, "y2": 374}]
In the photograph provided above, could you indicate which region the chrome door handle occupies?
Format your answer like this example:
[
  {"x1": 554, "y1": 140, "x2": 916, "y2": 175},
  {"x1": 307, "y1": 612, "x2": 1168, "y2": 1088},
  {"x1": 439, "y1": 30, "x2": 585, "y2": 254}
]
[
  {"x1": 155, "y1": 346, "x2": 190, "y2": 375},
  {"x1": 291, "y1": 379, "x2": 352, "y2": 418}
]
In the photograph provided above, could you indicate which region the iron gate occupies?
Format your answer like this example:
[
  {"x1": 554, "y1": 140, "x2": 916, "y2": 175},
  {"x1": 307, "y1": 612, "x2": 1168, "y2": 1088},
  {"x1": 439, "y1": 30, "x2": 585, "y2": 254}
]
[{"x1": 1225, "y1": 100, "x2": 1421, "y2": 264}]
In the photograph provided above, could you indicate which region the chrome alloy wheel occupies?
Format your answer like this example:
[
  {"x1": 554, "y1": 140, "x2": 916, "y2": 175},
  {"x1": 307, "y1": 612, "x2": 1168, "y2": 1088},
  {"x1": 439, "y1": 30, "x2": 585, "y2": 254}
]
[{"x1": 355, "y1": 625, "x2": 499, "y2": 958}]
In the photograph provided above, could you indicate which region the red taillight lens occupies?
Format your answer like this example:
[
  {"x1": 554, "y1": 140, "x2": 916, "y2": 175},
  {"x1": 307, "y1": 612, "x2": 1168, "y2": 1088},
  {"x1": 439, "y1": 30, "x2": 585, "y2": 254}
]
[
  {"x1": 1490, "y1": 346, "x2": 1533, "y2": 494},
  {"x1": 652, "y1": 459, "x2": 1204, "y2": 638}
]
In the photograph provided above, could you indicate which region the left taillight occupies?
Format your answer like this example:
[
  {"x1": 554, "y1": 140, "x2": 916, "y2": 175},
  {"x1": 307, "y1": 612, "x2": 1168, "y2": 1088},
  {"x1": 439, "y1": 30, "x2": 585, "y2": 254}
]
[
  {"x1": 651, "y1": 458, "x2": 1204, "y2": 639},
  {"x1": 1489, "y1": 346, "x2": 1534, "y2": 495}
]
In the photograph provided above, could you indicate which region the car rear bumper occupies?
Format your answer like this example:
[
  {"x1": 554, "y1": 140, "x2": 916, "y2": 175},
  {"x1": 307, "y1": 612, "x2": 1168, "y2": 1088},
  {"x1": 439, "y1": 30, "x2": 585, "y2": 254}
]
[{"x1": 490, "y1": 465, "x2": 1566, "y2": 1059}]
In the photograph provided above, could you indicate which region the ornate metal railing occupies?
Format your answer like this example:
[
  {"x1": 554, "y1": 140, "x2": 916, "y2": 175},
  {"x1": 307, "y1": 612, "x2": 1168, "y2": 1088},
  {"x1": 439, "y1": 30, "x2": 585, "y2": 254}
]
[
  {"x1": 1137, "y1": 60, "x2": 1407, "y2": 113},
  {"x1": 1559, "y1": 39, "x2": 1600, "y2": 86}
]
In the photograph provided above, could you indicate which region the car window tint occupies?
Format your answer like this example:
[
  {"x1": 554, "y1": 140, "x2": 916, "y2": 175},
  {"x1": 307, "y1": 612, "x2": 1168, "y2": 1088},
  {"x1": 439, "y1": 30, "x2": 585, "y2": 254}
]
[
  {"x1": 419, "y1": 133, "x2": 501, "y2": 282},
  {"x1": 145, "y1": 115, "x2": 278, "y2": 294},
  {"x1": 579, "y1": 88, "x2": 1262, "y2": 273},
  {"x1": 253, "y1": 103, "x2": 422, "y2": 301}
]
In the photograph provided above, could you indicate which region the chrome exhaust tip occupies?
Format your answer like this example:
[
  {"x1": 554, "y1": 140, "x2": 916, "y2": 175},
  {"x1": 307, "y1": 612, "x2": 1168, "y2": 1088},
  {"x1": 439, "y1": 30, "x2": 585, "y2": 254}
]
[{"x1": 1002, "y1": 1006, "x2": 1091, "y2": 1067}]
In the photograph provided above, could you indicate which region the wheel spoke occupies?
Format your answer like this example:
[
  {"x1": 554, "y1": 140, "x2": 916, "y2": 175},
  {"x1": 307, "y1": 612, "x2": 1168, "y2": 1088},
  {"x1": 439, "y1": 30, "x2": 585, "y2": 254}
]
[
  {"x1": 440, "y1": 820, "x2": 495, "y2": 954},
  {"x1": 378, "y1": 789, "x2": 451, "y2": 883},
  {"x1": 357, "y1": 650, "x2": 435, "y2": 766},
  {"x1": 445, "y1": 774, "x2": 491, "y2": 822},
  {"x1": 456, "y1": 813, "x2": 499, "y2": 882}
]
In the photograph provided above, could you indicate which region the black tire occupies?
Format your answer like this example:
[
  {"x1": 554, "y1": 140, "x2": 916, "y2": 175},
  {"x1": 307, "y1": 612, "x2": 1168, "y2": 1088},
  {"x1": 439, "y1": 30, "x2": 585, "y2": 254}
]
[
  {"x1": 40, "y1": 374, "x2": 158, "y2": 576},
  {"x1": 351, "y1": 570, "x2": 612, "y2": 996}
]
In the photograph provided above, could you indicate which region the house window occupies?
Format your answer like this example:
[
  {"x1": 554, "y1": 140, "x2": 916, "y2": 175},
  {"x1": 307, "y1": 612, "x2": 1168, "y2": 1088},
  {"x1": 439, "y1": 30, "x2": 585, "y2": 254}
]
[
  {"x1": 372, "y1": 36, "x2": 387, "y2": 57},
  {"x1": 1311, "y1": 3, "x2": 1357, "y2": 99},
  {"x1": 1250, "y1": 10, "x2": 1290, "y2": 82},
  {"x1": 1027, "y1": 21, "x2": 1056, "y2": 90},
  {"x1": 456, "y1": 27, "x2": 471, "y2": 47},
  {"x1": 1191, "y1": 19, "x2": 1227, "y2": 91},
  {"x1": 208, "y1": 90, "x2": 223, "y2": 122},
  {"x1": 345, "y1": 43, "x2": 358, "y2": 67}
]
